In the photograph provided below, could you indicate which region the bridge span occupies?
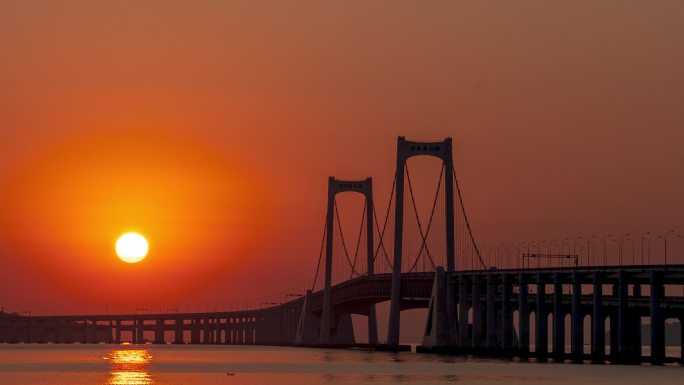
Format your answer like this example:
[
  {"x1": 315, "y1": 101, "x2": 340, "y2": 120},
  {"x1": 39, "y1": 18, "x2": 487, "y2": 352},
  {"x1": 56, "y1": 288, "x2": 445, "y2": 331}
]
[{"x1": 2, "y1": 265, "x2": 683, "y2": 365}]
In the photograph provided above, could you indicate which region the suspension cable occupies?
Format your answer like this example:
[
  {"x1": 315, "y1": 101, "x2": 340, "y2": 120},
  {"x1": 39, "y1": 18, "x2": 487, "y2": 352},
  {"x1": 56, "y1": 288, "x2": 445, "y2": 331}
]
[
  {"x1": 334, "y1": 199, "x2": 362, "y2": 276},
  {"x1": 452, "y1": 165, "x2": 486, "y2": 269},
  {"x1": 373, "y1": 174, "x2": 396, "y2": 269},
  {"x1": 349, "y1": 200, "x2": 367, "y2": 278},
  {"x1": 310, "y1": 217, "x2": 327, "y2": 290},
  {"x1": 405, "y1": 163, "x2": 441, "y2": 271}
]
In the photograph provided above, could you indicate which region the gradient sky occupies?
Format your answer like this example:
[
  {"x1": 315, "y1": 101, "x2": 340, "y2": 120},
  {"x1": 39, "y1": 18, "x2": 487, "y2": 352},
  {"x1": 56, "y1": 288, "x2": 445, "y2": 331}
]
[{"x1": 1, "y1": 1, "x2": 683, "y2": 315}]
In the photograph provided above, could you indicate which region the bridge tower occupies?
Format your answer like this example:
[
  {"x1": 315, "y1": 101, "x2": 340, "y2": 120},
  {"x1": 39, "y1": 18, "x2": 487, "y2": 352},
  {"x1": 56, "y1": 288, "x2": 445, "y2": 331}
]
[
  {"x1": 388, "y1": 136, "x2": 455, "y2": 346},
  {"x1": 319, "y1": 177, "x2": 377, "y2": 345}
]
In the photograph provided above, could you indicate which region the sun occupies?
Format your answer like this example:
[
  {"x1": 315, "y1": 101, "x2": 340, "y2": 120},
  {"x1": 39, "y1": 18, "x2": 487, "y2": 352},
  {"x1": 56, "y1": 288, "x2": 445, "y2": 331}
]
[{"x1": 115, "y1": 232, "x2": 149, "y2": 263}]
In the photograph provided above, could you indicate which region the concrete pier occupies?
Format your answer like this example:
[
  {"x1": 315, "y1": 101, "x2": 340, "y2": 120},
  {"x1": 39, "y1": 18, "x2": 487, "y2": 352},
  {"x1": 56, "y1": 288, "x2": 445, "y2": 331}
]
[
  {"x1": 471, "y1": 274, "x2": 483, "y2": 348},
  {"x1": 592, "y1": 272, "x2": 605, "y2": 362},
  {"x1": 571, "y1": 271, "x2": 583, "y2": 362},
  {"x1": 552, "y1": 273, "x2": 564, "y2": 360},
  {"x1": 518, "y1": 273, "x2": 530, "y2": 355},
  {"x1": 650, "y1": 271, "x2": 665, "y2": 365},
  {"x1": 536, "y1": 274, "x2": 548, "y2": 357},
  {"x1": 486, "y1": 273, "x2": 498, "y2": 350}
]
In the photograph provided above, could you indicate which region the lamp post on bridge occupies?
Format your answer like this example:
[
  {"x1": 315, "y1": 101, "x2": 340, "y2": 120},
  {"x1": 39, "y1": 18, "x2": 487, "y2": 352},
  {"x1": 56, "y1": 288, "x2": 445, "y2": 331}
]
[
  {"x1": 627, "y1": 237, "x2": 635, "y2": 265},
  {"x1": 573, "y1": 237, "x2": 582, "y2": 267},
  {"x1": 588, "y1": 235, "x2": 596, "y2": 267},
  {"x1": 658, "y1": 230, "x2": 675, "y2": 266},
  {"x1": 641, "y1": 232, "x2": 650, "y2": 265},
  {"x1": 601, "y1": 234, "x2": 612, "y2": 267},
  {"x1": 619, "y1": 233, "x2": 630, "y2": 267}
]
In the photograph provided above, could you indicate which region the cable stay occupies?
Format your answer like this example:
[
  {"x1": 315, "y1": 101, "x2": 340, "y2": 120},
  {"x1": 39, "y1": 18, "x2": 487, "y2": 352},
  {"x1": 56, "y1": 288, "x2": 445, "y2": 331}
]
[
  {"x1": 334, "y1": 199, "x2": 363, "y2": 278},
  {"x1": 372, "y1": 174, "x2": 396, "y2": 270},
  {"x1": 405, "y1": 163, "x2": 442, "y2": 271},
  {"x1": 452, "y1": 164, "x2": 486, "y2": 269},
  {"x1": 348, "y1": 199, "x2": 367, "y2": 278},
  {"x1": 310, "y1": 217, "x2": 327, "y2": 291}
]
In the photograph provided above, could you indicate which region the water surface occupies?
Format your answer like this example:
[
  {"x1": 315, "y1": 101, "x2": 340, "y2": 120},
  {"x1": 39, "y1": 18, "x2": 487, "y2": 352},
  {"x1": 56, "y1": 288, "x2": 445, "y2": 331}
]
[{"x1": 0, "y1": 345, "x2": 681, "y2": 384}]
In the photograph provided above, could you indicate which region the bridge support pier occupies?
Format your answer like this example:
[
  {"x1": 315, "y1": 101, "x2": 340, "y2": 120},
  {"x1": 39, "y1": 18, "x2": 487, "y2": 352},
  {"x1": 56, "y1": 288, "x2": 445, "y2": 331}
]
[
  {"x1": 115, "y1": 320, "x2": 121, "y2": 344},
  {"x1": 191, "y1": 319, "x2": 200, "y2": 344},
  {"x1": 458, "y1": 276, "x2": 469, "y2": 347},
  {"x1": 650, "y1": 271, "x2": 665, "y2": 365},
  {"x1": 137, "y1": 319, "x2": 144, "y2": 344},
  {"x1": 422, "y1": 267, "x2": 451, "y2": 348},
  {"x1": 571, "y1": 271, "x2": 583, "y2": 362},
  {"x1": 630, "y1": 285, "x2": 642, "y2": 361},
  {"x1": 174, "y1": 319, "x2": 183, "y2": 344},
  {"x1": 501, "y1": 274, "x2": 513, "y2": 353},
  {"x1": 471, "y1": 275, "x2": 483, "y2": 348},
  {"x1": 617, "y1": 271, "x2": 629, "y2": 363},
  {"x1": 446, "y1": 274, "x2": 457, "y2": 344},
  {"x1": 518, "y1": 273, "x2": 530, "y2": 355},
  {"x1": 536, "y1": 274, "x2": 548, "y2": 358},
  {"x1": 610, "y1": 285, "x2": 619, "y2": 362},
  {"x1": 486, "y1": 273, "x2": 498, "y2": 351},
  {"x1": 592, "y1": 272, "x2": 605, "y2": 363},
  {"x1": 154, "y1": 319, "x2": 165, "y2": 344},
  {"x1": 552, "y1": 273, "x2": 564, "y2": 361},
  {"x1": 368, "y1": 305, "x2": 378, "y2": 346}
]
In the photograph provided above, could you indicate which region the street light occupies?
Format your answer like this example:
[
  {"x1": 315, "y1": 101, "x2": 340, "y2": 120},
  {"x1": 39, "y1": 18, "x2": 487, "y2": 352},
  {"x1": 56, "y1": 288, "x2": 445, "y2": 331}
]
[
  {"x1": 602, "y1": 234, "x2": 612, "y2": 266},
  {"x1": 658, "y1": 230, "x2": 675, "y2": 266},
  {"x1": 573, "y1": 236, "x2": 583, "y2": 266},
  {"x1": 641, "y1": 232, "x2": 650, "y2": 265},
  {"x1": 619, "y1": 233, "x2": 630, "y2": 266},
  {"x1": 588, "y1": 235, "x2": 596, "y2": 267},
  {"x1": 626, "y1": 237, "x2": 635, "y2": 265}
]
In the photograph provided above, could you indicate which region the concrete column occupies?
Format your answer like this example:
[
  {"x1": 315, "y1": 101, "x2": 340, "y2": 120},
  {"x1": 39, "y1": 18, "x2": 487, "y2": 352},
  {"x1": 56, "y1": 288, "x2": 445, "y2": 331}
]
[
  {"x1": 649, "y1": 271, "x2": 665, "y2": 365},
  {"x1": 486, "y1": 273, "x2": 498, "y2": 350},
  {"x1": 444, "y1": 141, "x2": 455, "y2": 272},
  {"x1": 320, "y1": 178, "x2": 335, "y2": 345},
  {"x1": 501, "y1": 274, "x2": 513, "y2": 352},
  {"x1": 592, "y1": 272, "x2": 604, "y2": 362},
  {"x1": 617, "y1": 271, "x2": 629, "y2": 363},
  {"x1": 609, "y1": 285, "x2": 619, "y2": 362},
  {"x1": 388, "y1": 138, "x2": 406, "y2": 347},
  {"x1": 458, "y1": 276, "x2": 469, "y2": 347},
  {"x1": 154, "y1": 319, "x2": 165, "y2": 344},
  {"x1": 365, "y1": 178, "x2": 378, "y2": 347},
  {"x1": 571, "y1": 271, "x2": 583, "y2": 362},
  {"x1": 81, "y1": 319, "x2": 87, "y2": 344},
  {"x1": 422, "y1": 266, "x2": 450, "y2": 348},
  {"x1": 115, "y1": 320, "x2": 121, "y2": 344},
  {"x1": 446, "y1": 273, "x2": 457, "y2": 344},
  {"x1": 631, "y1": 284, "x2": 642, "y2": 361},
  {"x1": 136, "y1": 320, "x2": 144, "y2": 344},
  {"x1": 174, "y1": 319, "x2": 184, "y2": 344},
  {"x1": 536, "y1": 274, "x2": 548, "y2": 357},
  {"x1": 518, "y1": 273, "x2": 530, "y2": 355},
  {"x1": 203, "y1": 319, "x2": 211, "y2": 344},
  {"x1": 552, "y1": 273, "x2": 564, "y2": 360},
  {"x1": 191, "y1": 319, "x2": 200, "y2": 344},
  {"x1": 471, "y1": 274, "x2": 483, "y2": 348}
]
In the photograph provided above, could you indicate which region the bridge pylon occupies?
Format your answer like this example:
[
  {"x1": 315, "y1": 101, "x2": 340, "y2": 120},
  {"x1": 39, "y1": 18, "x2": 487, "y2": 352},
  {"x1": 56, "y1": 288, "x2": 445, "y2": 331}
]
[
  {"x1": 319, "y1": 177, "x2": 376, "y2": 345},
  {"x1": 388, "y1": 136, "x2": 456, "y2": 346}
]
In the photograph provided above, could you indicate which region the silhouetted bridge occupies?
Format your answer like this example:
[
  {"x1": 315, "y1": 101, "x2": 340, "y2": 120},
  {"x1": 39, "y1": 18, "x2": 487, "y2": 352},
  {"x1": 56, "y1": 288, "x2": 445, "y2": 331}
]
[{"x1": 2, "y1": 137, "x2": 683, "y2": 365}]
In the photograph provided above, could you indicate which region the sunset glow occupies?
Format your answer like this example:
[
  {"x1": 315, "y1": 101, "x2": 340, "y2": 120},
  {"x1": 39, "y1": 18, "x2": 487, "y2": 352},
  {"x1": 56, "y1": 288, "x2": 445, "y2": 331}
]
[{"x1": 115, "y1": 233, "x2": 148, "y2": 263}]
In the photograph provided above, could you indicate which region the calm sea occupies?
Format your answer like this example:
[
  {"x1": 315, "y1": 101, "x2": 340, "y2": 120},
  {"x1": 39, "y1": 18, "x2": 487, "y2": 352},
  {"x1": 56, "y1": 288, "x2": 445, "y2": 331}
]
[{"x1": 0, "y1": 344, "x2": 681, "y2": 385}]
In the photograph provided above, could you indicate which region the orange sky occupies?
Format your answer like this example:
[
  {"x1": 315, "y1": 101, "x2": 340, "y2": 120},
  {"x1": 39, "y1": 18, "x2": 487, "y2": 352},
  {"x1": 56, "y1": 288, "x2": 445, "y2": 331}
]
[{"x1": 1, "y1": 1, "x2": 683, "y2": 314}]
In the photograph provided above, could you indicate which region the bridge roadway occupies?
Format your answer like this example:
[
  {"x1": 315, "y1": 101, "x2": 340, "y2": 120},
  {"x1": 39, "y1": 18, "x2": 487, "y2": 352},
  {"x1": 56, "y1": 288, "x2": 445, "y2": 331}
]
[{"x1": 1, "y1": 265, "x2": 683, "y2": 365}]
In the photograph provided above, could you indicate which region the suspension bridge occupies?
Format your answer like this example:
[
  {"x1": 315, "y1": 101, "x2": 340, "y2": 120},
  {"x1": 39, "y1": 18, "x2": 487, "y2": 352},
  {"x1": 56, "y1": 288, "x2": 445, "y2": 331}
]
[{"x1": 1, "y1": 136, "x2": 683, "y2": 365}]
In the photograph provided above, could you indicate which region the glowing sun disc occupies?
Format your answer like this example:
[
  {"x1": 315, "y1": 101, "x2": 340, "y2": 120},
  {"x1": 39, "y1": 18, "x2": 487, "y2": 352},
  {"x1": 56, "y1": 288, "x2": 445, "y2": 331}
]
[{"x1": 116, "y1": 232, "x2": 149, "y2": 263}]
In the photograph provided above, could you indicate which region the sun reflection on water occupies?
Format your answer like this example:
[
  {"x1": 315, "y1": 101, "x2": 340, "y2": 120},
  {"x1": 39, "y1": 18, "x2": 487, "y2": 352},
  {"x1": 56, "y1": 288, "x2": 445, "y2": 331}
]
[{"x1": 104, "y1": 349, "x2": 153, "y2": 385}]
